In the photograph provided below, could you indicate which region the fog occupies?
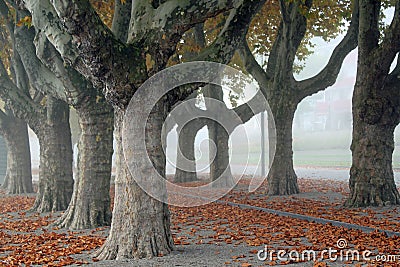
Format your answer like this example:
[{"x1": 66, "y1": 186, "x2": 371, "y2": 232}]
[{"x1": 22, "y1": 36, "x2": 400, "y2": 181}]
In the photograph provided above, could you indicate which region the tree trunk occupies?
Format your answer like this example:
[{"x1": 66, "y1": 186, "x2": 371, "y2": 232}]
[
  {"x1": 347, "y1": 122, "x2": 400, "y2": 207},
  {"x1": 31, "y1": 98, "x2": 73, "y2": 212},
  {"x1": 346, "y1": 80, "x2": 400, "y2": 207},
  {"x1": 55, "y1": 98, "x2": 113, "y2": 229},
  {"x1": 1, "y1": 116, "x2": 33, "y2": 194},
  {"x1": 204, "y1": 84, "x2": 234, "y2": 187},
  {"x1": 0, "y1": 136, "x2": 7, "y2": 187},
  {"x1": 268, "y1": 113, "x2": 276, "y2": 169},
  {"x1": 95, "y1": 107, "x2": 173, "y2": 260},
  {"x1": 208, "y1": 121, "x2": 234, "y2": 187},
  {"x1": 174, "y1": 119, "x2": 202, "y2": 183},
  {"x1": 267, "y1": 103, "x2": 299, "y2": 195}
]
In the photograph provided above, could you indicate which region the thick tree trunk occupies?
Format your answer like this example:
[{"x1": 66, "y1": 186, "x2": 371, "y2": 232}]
[
  {"x1": 31, "y1": 98, "x2": 73, "y2": 212},
  {"x1": 268, "y1": 113, "x2": 276, "y2": 169},
  {"x1": 267, "y1": 104, "x2": 299, "y2": 195},
  {"x1": 1, "y1": 116, "x2": 33, "y2": 194},
  {"x1": 347, "y1": 123, "x2": 400, "y2": 207},
  {"x1": 345, "y1": 0, "x2": 400, "y2": 207},
  {"x1": 346, "y1": 81, "x2": 400, "y2": 207},
  {"x1": 204, "y1": 84, "x2": 234, "y2": 187},
  {"x1": 1, "y1": 142, "x2": 7, "y2": 188},
  {"x1": 55, "y1": 98, "x2": 113, "y2": 229},
  {"x1": 208, "y1": 121, "x2": 234, "y2": 187},
  {"x1": 174, "y1": 119, "x2": 201, "y2": 183},
  {"x1": 95, "y1": 107, "x2": 173, "y2": 260}
]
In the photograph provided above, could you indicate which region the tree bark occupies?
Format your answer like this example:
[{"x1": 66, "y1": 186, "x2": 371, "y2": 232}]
[
  {"x1": 95, "y1": 107, "x2": 173, "y2": 260},
  {"x1": 345, "y1": 0, "x2": 400, "y2": 207},
  {"x1": 346, "y1": 66, "x2": 400, "y2": 207},
  {"x1": 174, "y1": 119, "x2": 202, "y2": 183},
  {"x1": 31, "y1": 98, "x2": 73, "y2": 212},
  {"x1": 267, "y1": 103, "x2": 299, "y2": 195},
  {"x1": 204, "y1": 84, "x2": 234, "y2": 187},
  {"x1": 55, "y1": 97, "x2": 113, "y2": 229},
  {"x1": 208, "y1": 121, "x2": 233, "y2": 187},
  {"x1": 347, "y1": 117, "x2": 400, "y2": 206},
  {"x1": 0, "y1": 115, "x2": 33, "y2": 194}
]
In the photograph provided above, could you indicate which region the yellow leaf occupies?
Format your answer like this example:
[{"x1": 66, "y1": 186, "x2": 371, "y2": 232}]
[
  {"x1": 96, "y1": 95, "x2": 102, "y2": 103},
  {"x1": 16, "y1": 16, "x2": 32, "y2": 28},
  {"x1": 146, "y1": 54, "x2": 155, "y2": 71}
]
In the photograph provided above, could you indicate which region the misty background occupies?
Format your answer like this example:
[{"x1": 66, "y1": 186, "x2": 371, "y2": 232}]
[{"x1": 23, "y1": 35, "x2": 400, "y2": 181}]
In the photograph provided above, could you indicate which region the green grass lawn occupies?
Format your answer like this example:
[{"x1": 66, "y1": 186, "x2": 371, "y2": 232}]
[
  {"x1": 291, "y1": 129, "x2": 399, "y2": 168},
  {"x1": 292, "y1": 129, "x2": 400, "y2": 168},
  {"x1": 190, "y1": 129, "x2": 400, "y2": 168},
  {"x1": 226, "y1": 148, "x2": 400, "y2": 168},
  {"x1": 294, "y1": 148, "x2": 400, "y2": 168},
  {"x1": 293, "y1": 149, "x2": 352, "y2": 167}
]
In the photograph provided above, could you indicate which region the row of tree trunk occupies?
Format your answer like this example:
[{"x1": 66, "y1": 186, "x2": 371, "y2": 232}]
[{"x1": 0, "y1": 0, "x2": 399, "y2": 261}]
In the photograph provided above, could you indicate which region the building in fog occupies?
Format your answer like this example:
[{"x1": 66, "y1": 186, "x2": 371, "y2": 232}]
[{"x1": 294, "y1": 77, "x2": 353, "y2": 132}]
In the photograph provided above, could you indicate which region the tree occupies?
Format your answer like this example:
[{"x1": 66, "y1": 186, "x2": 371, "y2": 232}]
[
  {"x1": 31, "y1": 97, "x2": 74, "y2": 212},
  {"x1": 203, "y1": 82, "x2": 235, "y2": 187},
  {"x1": 25, "y1": 0, "x2": 264, "y2": 259},
  {"x1": 172, "y1": 0, "x2": 353, "y2": 187},
  {"x1": 238, "y1": 0, "x2": 359, "y2": 195},
  {"x1": 172, "y1": 23, "x2": 235, "y2": 185},
  {"x1": 0, "y1": 111, "x2": 33, "y2": 194},
  {"x1": 55, "y1": 92, "x2": 113, "y2": 228},
  {"x1": 0, "y1": 3, "x2": 76, "y2": 211},
  {"x1": 33, "y1": 38, "x2": 114, "y2": 228},
  {"x1": 0, "y1": 59, "x2": 74, "y2": 211},
  {"x1": 173, "y1": 23, "x2": 235, "y2": 186},
  {"x1": 0, "y1": 1, "x2": 33, "y2": 194},
  {"x1": 172, "y1": 92, "x2": 204, "y2": 183},
  {"x1": 345, "y1": 0, "x2": 400, "y2": 207},
  {"x1": 0, "y1": 0, "x2": 115, "y2": 225}
]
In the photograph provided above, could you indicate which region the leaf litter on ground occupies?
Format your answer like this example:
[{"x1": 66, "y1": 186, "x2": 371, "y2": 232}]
[{"x1": 0, "y1": 178, "x2": 399, "y2": 266}]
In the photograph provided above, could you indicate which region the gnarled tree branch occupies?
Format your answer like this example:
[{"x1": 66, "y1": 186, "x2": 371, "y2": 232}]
[
  {"x1": 375, "y1": 0, "x2": 400, "y2": 72},
  {"x1": 13, "y1": 26, "x2": 68, "y2": 102},
  {"x1": 33, "y1": 31, "x2": 89, "y2": 106},
  {"x1": 0, "y1": 60, "x2": 45, "y2": 126},
  {"x1": 238, "y1": 40, "x2": 270, "y2": 89},
  {"x1": 0, "y1": 0, "x2": 14, "y2": 40},
  {"x1": 112, "y1": 0, "x2": 132, "y2": 43},
  {"x1": 128, "y1": 0, "x2": 239, "y2": 43},
  {"x1": 297, "y1": 0, "x2": 359, "y2": 99},
  {"x1": 25, "y1": 0, "x2": 146, "y2": 108},
  {"x1": 195, "y1": 0, "x2": 265, "y2": 63},
  {"x1": 265, "y1": 21, "x2": 282, "y2": 79}
]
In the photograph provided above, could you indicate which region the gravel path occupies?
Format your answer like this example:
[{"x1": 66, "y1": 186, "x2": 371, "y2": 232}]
[{"x1": 83, "y1": 244, "x2": 357, "y2": 267}]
